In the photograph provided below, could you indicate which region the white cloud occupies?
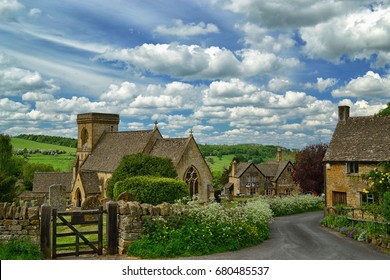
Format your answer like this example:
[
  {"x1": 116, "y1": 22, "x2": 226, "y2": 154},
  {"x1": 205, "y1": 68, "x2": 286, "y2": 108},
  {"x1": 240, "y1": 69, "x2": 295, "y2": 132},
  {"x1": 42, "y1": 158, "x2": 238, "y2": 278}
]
[
  {"x1": 100, "y1": 82, "x2": 138, "y2": 101},
  {"x1": 301, "y1": 6, "x2": 390, "y2": 63},
  {"x1": 28, "y1": 8, "x2": 41, "y2": 17},
  {"x1": 97, "y1": 43, "x2": 300, "y2": 80},
  {"x1": 220, "y1": 0, "x2": 352, "y2": 28},
  {"x1": 0, "y1": 0, "x2": 24, "y2": 20},
  {"x1": 332, "y1": 71, "x2": 390, "y2": 98},
  {"x1": 154, "y1": 19, "x2": 219, "y2": 37}
]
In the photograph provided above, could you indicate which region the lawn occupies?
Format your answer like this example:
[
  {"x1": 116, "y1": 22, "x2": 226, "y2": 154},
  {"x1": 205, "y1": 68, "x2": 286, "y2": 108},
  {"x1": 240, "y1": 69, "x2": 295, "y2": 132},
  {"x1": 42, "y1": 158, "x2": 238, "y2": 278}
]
[{"x1": 205, "y1": 155, "x2": 235, "y2": 174}]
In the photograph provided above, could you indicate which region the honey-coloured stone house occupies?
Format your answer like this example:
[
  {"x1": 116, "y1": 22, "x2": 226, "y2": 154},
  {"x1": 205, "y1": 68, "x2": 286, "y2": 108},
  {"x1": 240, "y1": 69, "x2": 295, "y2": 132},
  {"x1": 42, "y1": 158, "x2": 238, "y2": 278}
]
[
  {"x1": 224, "y1": 149, "x2": 299, "y2": 196},
  {"x1": 323, "y1": 106, "x2": 390, "y2": 207},
  {"x1": 33, "y1": 112, "x2": 213, "y2": 206}
]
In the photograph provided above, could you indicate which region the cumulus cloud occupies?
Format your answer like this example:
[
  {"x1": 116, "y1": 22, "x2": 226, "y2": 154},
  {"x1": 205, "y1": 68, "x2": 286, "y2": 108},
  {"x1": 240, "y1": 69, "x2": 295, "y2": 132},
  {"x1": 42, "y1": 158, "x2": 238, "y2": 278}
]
[
  {"x1": 301, "y1": 6, "x2": 390, "y2": 63},
  {"x1": 220, "y1": 0, "x2": 352, "y2": 28},
  {"x1": 0, "y1": 0, "x2": 24, "y2": 20},
  {"x1": 0, "y1": 66, "x2": 59, "y2": 96},
  {"x1": 332, "y1": 71, "x2": 390, "y2": 98},
  {"x1": 96, "y1": 43, "x2": 300, "y2": 80},
  {"x1": 154, "y1": 19, "x2": 219, "y2": 37},
  {"x1": 100, "y1": 82, "x2": 138, "y2": 101}
]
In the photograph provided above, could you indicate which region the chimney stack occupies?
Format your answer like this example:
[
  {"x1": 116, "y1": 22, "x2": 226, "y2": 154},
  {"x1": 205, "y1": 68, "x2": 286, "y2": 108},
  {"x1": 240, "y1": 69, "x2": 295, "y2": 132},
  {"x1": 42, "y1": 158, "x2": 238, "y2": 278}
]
[
  {"x1": 338, "y1": 106, "x2": 350, "y2": 122},
  {"x1": 276, "y1": 148, "x2": 282, "y2": 162},
  {"x1": 232, "y1": 160, "x2": 237, "y2": 177}
]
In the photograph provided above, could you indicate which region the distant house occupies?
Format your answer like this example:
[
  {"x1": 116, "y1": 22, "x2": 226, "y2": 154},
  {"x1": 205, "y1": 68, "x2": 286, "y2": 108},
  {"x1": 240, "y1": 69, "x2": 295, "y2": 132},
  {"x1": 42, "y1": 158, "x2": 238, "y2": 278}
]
[
  {"x1": 224, "y1": 149, "x2": 299, "y2": 196},
  {"x1": 31, "y1": 112, "x2": 213, "y2": 207},
  {"x1": 323, "y1": 106, "x2": 390, "y2": 207}
]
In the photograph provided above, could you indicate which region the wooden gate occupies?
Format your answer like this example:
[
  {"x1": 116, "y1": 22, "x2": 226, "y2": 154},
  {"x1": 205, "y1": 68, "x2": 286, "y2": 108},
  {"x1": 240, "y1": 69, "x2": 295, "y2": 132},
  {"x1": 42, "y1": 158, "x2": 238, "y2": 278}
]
[{"x1": 52, "y1": 206, "x2": 103, "y2": 259}]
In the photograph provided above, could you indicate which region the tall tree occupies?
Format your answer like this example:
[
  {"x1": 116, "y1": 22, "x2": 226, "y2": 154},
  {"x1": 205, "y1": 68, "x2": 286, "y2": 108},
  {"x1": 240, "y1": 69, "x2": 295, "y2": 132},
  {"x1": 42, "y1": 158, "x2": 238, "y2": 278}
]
[
  {"x1": 0, "y1": 134, "x2": 13, "y2": 175},
  {"x1": 292, "y1": 143, "x2": 328, "y2": 195}
]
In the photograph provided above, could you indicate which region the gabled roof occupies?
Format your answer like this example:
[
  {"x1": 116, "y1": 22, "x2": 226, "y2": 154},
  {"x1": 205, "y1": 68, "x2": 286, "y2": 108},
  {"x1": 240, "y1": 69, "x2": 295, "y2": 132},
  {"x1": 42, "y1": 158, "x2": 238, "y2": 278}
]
[
  {"x1": 149, "y1": 138, "x2": 189, "y2": 166},
  {"x1": 81, "y1": 130, "x2": 157, "y2": 172},
  {"x1": 231, "y1": 162, "x2": 265, "y2": 178},
  {"x1": 79, "y1": 171, "x2": 100, "y2": 195},
  {"x1": 257, "y1": 160, "x2": 292, "y2": 181},
  {"x1": 323, "y1": 115, "x2": 390, "y2": 162},
  {"x1": 32, "y1": 172, "x2": 73, "y2": 194}
]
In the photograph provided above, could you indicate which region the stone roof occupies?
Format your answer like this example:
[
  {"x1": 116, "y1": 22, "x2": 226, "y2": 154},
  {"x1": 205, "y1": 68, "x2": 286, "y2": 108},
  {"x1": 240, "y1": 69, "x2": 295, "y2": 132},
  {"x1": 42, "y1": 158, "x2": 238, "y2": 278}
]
[
  {"x1": 258, "y1": 161, "x2": 291, "y2": 181},
  {"x1": 323, "y1": 115, "x2": 390, "y2": 162},
  {"x1": 79, "y1": 171, "x2": 100, "y2": 195},
  {"x1": 32, "y1": 172, "x2": 73, "y2": 194},
  {"x1": 81, "y1": 130, "x2": 156, "y2": 172},
  {"x1": 149, "y1": 138, "x2": 189, "y2": 165}
]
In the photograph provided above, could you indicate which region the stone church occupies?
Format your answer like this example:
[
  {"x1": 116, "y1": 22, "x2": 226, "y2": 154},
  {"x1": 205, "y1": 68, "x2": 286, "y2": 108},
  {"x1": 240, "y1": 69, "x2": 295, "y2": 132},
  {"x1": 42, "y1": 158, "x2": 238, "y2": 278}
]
[{"x1": 33, "y1": 112, "x2": 213, "y2": 207}]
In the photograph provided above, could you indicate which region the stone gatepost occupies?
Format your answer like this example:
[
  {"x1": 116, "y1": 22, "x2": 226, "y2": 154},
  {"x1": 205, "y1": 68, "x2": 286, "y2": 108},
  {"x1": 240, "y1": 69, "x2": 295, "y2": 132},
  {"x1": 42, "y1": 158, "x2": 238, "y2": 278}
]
[{"x1": 49, "y1": 184, "x2": 67, "y2": 211}]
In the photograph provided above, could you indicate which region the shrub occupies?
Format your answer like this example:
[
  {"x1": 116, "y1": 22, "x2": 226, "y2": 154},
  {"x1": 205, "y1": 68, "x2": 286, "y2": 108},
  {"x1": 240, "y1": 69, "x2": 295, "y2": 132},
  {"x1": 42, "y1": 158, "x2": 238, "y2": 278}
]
[
  {"x1": 113, "y1": 176, "x2": 189, "y2": 205},
  {"x1": 266, "y1": 195, "x2": 324, "y2": 216},
  {"x1": 382, "y1": 191, "x2": 390, "y2": 222},
  {"x1": 0, "y1": 238, "x2": 43, "y2": 260},
  {"x1": 107, "y1": 153, "x2": 177, "y2": 198},
  {"x1": 127, "y1": 197, "x2": 273, "y2": 258}
]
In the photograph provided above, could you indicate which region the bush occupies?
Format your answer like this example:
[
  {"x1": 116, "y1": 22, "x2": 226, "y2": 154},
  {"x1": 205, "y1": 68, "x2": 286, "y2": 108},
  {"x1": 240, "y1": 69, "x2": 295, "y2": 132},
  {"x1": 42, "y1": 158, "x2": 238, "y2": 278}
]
[
  {"x1": 382, "y1": 191, "x2": 390, "y2": 222},
  {"x1": 107, "y1": 153, "x2": 177, "y2": 199},
  {"x1": 0, "y1": 238, "x2": 43, "y2": 260},
  {"x1": 113, "y1": 176, "x2": 189, "y2": 205},
  {"x1": 127, "y1": 197, "x2": 273, "y2": 258},
  {"x1": 266, "y1": 195, "x2": 325, "y2": 216}
]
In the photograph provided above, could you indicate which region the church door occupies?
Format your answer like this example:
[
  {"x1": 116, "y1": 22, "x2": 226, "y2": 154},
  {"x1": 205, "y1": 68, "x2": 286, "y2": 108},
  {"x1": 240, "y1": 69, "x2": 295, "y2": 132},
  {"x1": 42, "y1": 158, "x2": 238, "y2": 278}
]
[
  {"x1": 75, "y1": 188, "x2": 82, "y2": 207},
  {"x1": 185, "y1": 166, "x2": 199, "y2": 197}
]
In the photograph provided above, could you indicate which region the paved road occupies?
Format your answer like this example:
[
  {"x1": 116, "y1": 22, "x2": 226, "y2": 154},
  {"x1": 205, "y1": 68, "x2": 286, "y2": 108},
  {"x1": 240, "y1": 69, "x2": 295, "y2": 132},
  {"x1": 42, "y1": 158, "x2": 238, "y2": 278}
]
[{"x1": 184, "y1": 211, "x2": 390, "y2": 260}]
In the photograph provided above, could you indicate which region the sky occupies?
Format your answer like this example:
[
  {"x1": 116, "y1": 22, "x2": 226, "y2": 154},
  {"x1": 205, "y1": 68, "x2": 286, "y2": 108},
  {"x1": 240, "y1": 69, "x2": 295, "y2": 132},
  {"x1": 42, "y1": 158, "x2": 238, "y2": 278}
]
[{"x1": 1, "y1": 0, "x2": 390, "y2": 149}]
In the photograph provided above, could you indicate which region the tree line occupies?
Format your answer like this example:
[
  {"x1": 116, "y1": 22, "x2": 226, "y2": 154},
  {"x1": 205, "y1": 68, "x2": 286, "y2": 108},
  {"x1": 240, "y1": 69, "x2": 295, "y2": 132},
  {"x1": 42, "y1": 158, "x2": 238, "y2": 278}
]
[{"x1": 15, "y1": 134, "x2": 77, "y2": 148}]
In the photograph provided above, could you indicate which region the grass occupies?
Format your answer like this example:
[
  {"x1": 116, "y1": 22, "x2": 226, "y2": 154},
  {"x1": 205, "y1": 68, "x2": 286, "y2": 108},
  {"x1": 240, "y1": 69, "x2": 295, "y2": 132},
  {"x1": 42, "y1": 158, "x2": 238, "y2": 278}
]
[
  {"x1": 11, "y1": 137, "x2": 76, "y2": 172},
  {"x1": 0, "y1": 238, "x2": 43, "y2": 260},
  {"x1": 11, "y1": 138, "x2": 76, "y2": 153},
  {"x1": 205, "y1": 155, "x2": 235, "y2": 174}
]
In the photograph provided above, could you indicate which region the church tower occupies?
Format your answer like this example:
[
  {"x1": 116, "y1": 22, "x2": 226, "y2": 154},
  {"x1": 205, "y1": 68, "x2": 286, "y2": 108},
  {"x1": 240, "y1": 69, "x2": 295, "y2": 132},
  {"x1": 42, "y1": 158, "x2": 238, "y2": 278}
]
[{"x1": 75, "y1": 113, "x2": 119, "y2": 166}]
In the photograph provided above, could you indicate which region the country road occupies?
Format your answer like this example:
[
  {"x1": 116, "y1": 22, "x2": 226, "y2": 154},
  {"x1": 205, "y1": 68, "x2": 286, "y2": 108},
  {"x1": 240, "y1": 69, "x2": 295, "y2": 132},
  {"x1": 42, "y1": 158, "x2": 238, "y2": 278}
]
[{"x1": 184, "y1": 211, "x2": 390, "y2": 260}]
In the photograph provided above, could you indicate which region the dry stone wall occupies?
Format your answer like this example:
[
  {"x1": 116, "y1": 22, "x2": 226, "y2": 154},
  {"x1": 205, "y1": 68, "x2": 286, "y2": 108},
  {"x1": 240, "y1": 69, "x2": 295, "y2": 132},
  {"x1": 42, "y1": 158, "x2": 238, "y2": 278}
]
[
  {"x1": 0, "y1": 202, "x2": 40, "y2": 245},
  {"x1": 116, "y1": 200, "x2": 184, "y2": 254}
]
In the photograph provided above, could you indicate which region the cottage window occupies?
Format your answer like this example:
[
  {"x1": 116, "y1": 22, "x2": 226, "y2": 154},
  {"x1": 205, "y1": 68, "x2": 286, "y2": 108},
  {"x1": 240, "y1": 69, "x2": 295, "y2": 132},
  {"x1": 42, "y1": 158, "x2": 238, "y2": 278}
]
[
  {"x1": 346, "y1": 162, "x2": 359, "y2": 174},
  {"x1": 266, "y1": 188, "x2": 273, "y2": 196},
  {"x1": 361, "y1": 193, "x2": 375, "y2": 205},
  {"x1": 285, "y1": 188, "x2": 292, "y2": 195}
]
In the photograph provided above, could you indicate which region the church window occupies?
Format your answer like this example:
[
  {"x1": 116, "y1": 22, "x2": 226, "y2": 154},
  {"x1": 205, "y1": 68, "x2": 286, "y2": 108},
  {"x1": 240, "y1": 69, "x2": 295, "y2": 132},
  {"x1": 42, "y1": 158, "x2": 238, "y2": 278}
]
[
  {"x1": 81, "y1": 128, "x2": 89, "y2": 150},
  {"x1": 185, "y1": 166, "x2": 199, "y2": 197}
]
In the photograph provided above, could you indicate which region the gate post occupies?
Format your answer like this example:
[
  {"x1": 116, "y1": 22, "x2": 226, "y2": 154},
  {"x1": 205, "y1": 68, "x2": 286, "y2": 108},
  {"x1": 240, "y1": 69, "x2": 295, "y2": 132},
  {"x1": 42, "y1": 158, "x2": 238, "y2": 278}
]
[
  {"x1": 106, "y1": 201, "x2": 118, "y2": 255},
  {"x1": 40, "y1": 203, "x2": 52, "y2": 259}
]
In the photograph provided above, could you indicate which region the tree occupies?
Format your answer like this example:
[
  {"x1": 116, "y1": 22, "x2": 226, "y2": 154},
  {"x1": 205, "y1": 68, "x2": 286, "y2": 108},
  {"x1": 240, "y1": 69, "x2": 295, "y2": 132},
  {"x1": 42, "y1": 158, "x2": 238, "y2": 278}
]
[
  {"x1": 0, "y1": 171, "x2": 18, "y2": 202},
  {"x1": 0, "y1": 134, "x2": 13, "y2": 175},
  {"x1": 106, "y1": 153, "x2": 178, "y2": 199},
  {"x1": 377, "y1": 102, "x2": 390, "y2": 116},
  {"x1": 22, "y1": 162, "x2": 56, "y2": 190},
  {"x1": 292, "y1": 143, "x2": 328, "y2": 195}
]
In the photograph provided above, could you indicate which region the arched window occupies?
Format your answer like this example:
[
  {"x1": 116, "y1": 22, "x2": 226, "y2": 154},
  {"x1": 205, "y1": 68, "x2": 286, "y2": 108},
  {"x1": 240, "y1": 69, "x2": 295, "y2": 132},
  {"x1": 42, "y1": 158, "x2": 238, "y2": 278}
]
[
  {"x1": 81, "y1": 128, "x2": 88, "y2": 150},
  {"x1": 75, "y1": 188, "x2": 82, "y2": 207},
  {"x1": 185, "y1": 166, "x2": 199, "y2": 197}
]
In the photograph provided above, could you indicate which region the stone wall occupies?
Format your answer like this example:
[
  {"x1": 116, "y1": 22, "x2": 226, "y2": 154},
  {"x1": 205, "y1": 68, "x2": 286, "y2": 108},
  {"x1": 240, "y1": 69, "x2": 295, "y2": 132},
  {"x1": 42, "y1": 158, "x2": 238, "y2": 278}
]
[
  {"x1": 0, "y1": 202, "x2": 40, "y2": 245},
  {"x1": 116, "y1": 200, "x2": 183, "y2": 254}
]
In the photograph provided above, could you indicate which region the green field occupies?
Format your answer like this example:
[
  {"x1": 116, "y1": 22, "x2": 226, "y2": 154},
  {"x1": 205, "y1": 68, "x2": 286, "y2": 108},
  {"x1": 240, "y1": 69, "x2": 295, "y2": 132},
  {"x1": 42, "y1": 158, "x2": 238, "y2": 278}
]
[
  {"x1": 11, "y1": 138, "x2": 76, "y2": 172},
  {"x1": 205, "y1": 155, "x2": 235, "y2": 175}
]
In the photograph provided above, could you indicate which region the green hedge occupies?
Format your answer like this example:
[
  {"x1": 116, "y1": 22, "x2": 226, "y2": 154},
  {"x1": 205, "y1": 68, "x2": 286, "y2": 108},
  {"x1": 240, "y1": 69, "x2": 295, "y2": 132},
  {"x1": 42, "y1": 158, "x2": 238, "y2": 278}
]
[{"x1": 113, "y1": 176, "x2": 189, "y2": 205}]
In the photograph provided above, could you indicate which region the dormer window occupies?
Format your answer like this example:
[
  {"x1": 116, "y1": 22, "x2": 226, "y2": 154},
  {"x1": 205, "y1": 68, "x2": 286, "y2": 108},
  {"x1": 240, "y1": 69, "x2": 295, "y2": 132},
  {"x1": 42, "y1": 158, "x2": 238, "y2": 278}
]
[{"x1": 346, "y1": 162, "x2": 359, "y2": 174}]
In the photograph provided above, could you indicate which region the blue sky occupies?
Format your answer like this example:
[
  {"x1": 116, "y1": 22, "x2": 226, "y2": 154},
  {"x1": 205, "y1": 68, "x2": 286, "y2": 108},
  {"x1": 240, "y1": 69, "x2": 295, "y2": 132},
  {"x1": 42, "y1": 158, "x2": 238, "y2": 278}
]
[{"x1": 1, "y1": 0, "x2": 390, "y2": 148}]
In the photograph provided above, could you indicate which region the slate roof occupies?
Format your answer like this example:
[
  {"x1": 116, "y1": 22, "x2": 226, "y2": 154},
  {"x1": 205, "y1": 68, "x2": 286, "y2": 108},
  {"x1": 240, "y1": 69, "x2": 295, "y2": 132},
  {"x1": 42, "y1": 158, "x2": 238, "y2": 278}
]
[
  {"x1": 323, "y1": 115, "x2": 390, "y2": 162},
  {"x1": 149, "y1": 138, "x2": 189, "y2": 166},
  {"x1": 230, "y1": 160, "x2": 291, "y2": 182},
  {"x1": 79, "y1": 171, "x2": 100, "y2": 195},
  {"x1": 32, "y1": 172, "x2": 73, "y2": 194},
  {"x1": 81, "y1": 130, "x2": 156, "y2": 172}
]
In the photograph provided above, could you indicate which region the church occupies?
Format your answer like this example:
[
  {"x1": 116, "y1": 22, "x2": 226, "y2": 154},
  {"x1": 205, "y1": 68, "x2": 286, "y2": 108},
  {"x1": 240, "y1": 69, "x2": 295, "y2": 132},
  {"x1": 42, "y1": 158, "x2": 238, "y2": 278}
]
[{"x1": 33, "y1": 112, "x2": 214, "y2": 206}]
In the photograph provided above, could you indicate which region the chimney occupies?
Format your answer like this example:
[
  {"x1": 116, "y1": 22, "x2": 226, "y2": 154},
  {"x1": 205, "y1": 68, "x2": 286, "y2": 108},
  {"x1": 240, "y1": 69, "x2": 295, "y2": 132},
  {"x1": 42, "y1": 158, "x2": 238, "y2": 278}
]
[
  {"x1": 231, "y1": 160, "x2": 237, "y2": 177},
  {"x1": 276, "y1": 148, "x2": 282, "y2": 162},
  {"x1": 338, "y1": 106, "x2": 350, "y2": 122}
]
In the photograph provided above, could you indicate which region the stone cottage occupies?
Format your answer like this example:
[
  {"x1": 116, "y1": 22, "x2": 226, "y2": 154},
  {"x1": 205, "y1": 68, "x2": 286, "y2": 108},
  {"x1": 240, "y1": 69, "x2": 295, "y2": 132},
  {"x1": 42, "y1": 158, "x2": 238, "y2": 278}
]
[
  {"x1": 323, "y1": 106, "x2": 390, "y2": 207},
  {"x1": 34, "y1": 112, "x2": 213, "y2": 207},
  {"x1": 225, "y1": 149, "x2": 298, "y2": 196}
]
